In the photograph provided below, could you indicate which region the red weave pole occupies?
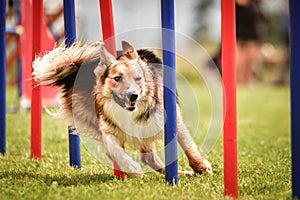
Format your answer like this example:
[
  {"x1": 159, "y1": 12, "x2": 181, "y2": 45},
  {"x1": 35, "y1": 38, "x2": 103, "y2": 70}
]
[
  {"x1": 31, "y1": 0, "x2": 43, "y2": 160},
  {"x1": 99, "y1": 0, "x2": 126, "y2": 179},
  {"x1": 99, "y1": 0, "x2": 117, "y2": 57},
  {"x1": 221, "y1": 0, "x2": 238, "y2": 198}
]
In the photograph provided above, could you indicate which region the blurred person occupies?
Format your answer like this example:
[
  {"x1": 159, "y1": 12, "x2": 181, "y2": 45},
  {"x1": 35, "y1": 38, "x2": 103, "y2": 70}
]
[
  {"x1": 236, "y1": 0, "x2": 264, "y2": 85},
  {"x1": 208, "y1": 0, "x2": 264, "y2": 85}
]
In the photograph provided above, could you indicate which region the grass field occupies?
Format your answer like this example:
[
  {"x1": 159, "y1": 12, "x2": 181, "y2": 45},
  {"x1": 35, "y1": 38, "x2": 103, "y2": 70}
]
[{"x1": 1, "y1": 84, "x2": 291, "y2": 199}]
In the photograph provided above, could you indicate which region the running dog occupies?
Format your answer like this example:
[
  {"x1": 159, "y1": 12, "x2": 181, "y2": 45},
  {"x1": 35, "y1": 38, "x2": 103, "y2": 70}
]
[{"x1": 32, "y1": 40, "x2": 212, "y2": 177}]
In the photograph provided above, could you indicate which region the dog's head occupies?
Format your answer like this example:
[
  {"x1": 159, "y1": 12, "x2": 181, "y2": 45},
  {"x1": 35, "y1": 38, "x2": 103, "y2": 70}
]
[{"x1": 95, "y1": 41, "x2": 154, "y2": 112}]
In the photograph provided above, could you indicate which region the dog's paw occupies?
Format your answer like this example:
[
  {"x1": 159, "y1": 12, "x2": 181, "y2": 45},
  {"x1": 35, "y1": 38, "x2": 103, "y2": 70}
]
[
  {"x1": 190, "y1": 158, "x2": 213, "y2": 175},
  {"x1": 121, "y1": 161, "x2": 145, "y2": 178},
  {"x1": 178, "y1": 170, "x2": 194, "y2": 176},
  {"x1": 202, "y1": 158, "x2": 213, "y2": 175},
  {"x1": 127, "y1": 172, "x2": 146, "y2": 178}
]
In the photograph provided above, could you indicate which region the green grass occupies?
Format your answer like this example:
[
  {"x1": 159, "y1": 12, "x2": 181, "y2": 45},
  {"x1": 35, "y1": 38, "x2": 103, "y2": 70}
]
[{"x1": 1, "y1": 84, "x2": 291, "y2": 199}]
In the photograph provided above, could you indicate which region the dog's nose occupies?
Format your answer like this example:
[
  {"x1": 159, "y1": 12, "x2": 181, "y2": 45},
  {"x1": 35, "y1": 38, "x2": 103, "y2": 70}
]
[{"x1": 128, "y1": 93, "x2": 138, "y2": 102}]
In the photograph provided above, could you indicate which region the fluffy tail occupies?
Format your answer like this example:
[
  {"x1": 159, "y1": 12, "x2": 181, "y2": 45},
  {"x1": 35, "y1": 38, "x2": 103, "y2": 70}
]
[
  {"x1": 32, "y1": 41, "x2": 104, "y2": 131},
  {"x1": 32, "y1": 41, "x2": 103, "y2": 91}
]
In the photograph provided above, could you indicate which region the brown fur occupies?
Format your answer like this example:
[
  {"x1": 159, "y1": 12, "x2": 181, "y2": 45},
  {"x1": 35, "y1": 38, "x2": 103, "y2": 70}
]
[{"x1": 33, "y1": 40, "x2": 212, "y2": 177}]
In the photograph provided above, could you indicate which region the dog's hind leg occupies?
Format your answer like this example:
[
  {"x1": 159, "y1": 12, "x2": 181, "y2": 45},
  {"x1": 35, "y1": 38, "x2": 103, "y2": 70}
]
[
  {"x1": 102, "y1": 132, "x2": 145, "y2": 178},
  {"x1": 141, "y1": 143, "x2": 165, "y2": 174},
  {"x1": 177, "y1": 114, "x2": 213, "y2": 175}
]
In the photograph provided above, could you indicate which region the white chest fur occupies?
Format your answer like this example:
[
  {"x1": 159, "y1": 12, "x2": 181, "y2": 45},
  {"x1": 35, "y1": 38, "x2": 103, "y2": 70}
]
[{"x1": 104, "y1": 100, "x2": 164, "y2": 139}]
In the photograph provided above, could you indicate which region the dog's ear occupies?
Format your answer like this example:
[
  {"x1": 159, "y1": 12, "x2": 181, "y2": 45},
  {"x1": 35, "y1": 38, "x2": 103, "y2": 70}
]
[
  {"x1": 94, "y1": 64, "x2": 107, "y2": 85},
  {"x1": 99, "y1": 44, "x2": 116, "y2": 66},
  {"x1": 122, "y1": 40, "x2": 138, "y2": 60}
]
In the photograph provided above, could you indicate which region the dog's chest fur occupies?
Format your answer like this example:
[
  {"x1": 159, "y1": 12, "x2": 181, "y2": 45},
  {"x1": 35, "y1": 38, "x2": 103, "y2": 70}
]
[{"x1": 101, "y1": 99, "x2": 164, "y2": 145}]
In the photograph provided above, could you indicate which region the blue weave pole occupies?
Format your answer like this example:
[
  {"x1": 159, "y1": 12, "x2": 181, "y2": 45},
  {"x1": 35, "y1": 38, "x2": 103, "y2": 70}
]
[
  {"x1": 161, "y1": 0, "x2": 178, "y2": 185},
  {"x1": 63, "y1": 0, "x2": 76, "y2": 47},
  {"x1": 68, "y1": 126, "x2": 82, "y2": 169},
  {"x1": 290, "y1": 0, "x2": 300, "y2": 198},
  {"x1": 0, "y1": 0, "x2": 6, "y2": 155},
  {"x1": 63, "y1": 0, "x2": 81, "y2": 169}
]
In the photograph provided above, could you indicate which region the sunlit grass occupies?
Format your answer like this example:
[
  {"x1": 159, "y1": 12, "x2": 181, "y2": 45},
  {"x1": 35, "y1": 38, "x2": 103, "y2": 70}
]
[{"x1": 1, "y1": 83, "x2": 291, "y2": 199}]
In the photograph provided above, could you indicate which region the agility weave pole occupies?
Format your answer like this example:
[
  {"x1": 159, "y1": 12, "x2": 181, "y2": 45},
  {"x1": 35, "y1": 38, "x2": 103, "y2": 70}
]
[
  {"x1": 99, "y1": 0, "x2": 117, "y2": 58},
  {"x1": 31, "y1": 0, "x2": 43, "y2": 160},
  {"x1": 221, "y1": 0, "x2": 238, "y2": 198},
  {"x1": 99, "y1": 0, "x2": 127, "y2": 178},
  {"x1": 30, "y1": 0, "x2": 82, "y2": 167},
  {"x1": 161, "y1": 0, "x2": 178, "y2": 185},
  {"x1": 290, "y1": 0, "x2": 300, "y2": 198},
  {"x1": 63, "y1": 0, "x2": 82, "y2": 169},
  {"x1": 0, "y1": 0, "x2": 6, "y2": 155}
]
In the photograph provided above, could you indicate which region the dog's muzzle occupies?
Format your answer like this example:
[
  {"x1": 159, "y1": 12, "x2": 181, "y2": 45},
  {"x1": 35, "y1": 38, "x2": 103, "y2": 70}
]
[
  {"x1": 126, "y1": 93, "x2": 138, "y2": 111},
  {"x1": 112, "y1": 92, "x2": 138, "y2": 111}
]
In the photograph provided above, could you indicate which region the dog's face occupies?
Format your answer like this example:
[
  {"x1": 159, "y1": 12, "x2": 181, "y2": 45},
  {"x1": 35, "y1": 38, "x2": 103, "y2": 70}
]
[
  {"x1": 106, "y1": 58, "x2": 146, "y2": 111},
  {"x1": 98, "y1": 41, "x2": 150, "y2": 112}
]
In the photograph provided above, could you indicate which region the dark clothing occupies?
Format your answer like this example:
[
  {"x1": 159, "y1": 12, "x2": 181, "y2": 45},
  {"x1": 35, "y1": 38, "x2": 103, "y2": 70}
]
[
  {"x1": 236, "y1": 2, "x2": 263, "y2": 42},
  {"x1": 209, "y1": 1, "x2": 264, "y2": 76}
]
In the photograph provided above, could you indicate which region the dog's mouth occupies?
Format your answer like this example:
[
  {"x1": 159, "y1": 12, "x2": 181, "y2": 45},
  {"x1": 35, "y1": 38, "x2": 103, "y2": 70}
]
[
  {"x1": 113, "y1": 93, "x2": 136, "y2": 111},
  {"x1": 125, "y1": 101, "x2": 136, "y2": 111}
]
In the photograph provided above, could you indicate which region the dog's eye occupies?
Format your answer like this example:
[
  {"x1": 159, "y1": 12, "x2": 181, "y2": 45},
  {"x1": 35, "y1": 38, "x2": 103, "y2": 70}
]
[
  {"x1": 114, "y1": 76, "x2": 123, "y2": 82},
  {"x1": 135, "y1": 77, "x2": 142, "y2": 82}
]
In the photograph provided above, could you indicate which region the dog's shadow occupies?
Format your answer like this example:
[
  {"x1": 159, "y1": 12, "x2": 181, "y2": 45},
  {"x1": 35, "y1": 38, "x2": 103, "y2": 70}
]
[{"x1": 0, "y1": 170, "x2": 115, "y2": 187}]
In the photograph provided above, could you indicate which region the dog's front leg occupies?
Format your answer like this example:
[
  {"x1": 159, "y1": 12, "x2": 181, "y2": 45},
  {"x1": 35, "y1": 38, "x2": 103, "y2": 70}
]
[
  {"x1": 141, "y1": 143, "x2": 165, "y2": 174},
  {"x1": 102, "y1": 132, "x2": 145, "y2": 178}
]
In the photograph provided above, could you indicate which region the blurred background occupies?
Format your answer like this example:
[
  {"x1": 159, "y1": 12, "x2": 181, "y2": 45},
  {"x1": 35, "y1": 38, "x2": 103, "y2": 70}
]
[
  {"x1": 2, "y1": 2, "x2": 292, "y2": 198},
  {"x1": 5, "y1": 0, "x2": 290, "y2": 110}
]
